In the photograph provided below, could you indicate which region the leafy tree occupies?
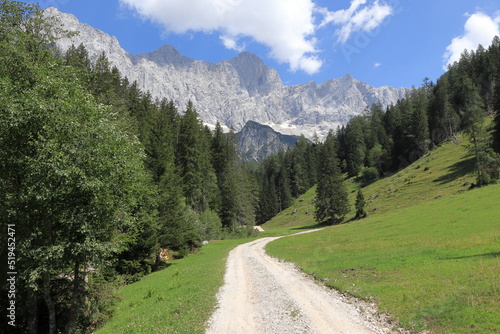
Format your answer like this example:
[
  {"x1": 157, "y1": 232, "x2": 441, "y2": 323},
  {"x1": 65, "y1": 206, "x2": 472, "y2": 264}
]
[
  {"x1": 314, "y1": 131, "x2": 349, "y2": 225},
  {"x1": 198, "y1": 209, "x2": 223, "y2": 240}
]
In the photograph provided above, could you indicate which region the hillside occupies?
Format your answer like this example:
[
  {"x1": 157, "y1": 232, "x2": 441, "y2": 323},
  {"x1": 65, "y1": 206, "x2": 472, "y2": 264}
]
[
  {"x1": 264, "y1": 136, "x2": 500, "y2": 333},
  {"x1": 262, "y1": 135, "x2": 476, "y2": 234}
]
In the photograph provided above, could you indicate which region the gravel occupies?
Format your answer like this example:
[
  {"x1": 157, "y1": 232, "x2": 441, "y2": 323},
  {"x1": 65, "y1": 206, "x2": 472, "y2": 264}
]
[{"x1": 206, "y1": 232, "x2": 409, "y2": 334}]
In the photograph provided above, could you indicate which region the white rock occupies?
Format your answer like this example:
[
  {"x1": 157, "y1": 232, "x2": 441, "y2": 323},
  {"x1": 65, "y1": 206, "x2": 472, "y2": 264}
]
[{"x1": 45, "y1": 7, "x2": 408, "y2": 140}]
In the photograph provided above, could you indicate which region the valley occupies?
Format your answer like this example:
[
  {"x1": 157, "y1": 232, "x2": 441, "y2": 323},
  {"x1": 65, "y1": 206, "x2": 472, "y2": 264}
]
[
  {"x1": 3, "y1": 2, "x2": 500, "y2": 333},
  {"x1": 96, "y1": 134, "x2": 499, "y2": 334}
]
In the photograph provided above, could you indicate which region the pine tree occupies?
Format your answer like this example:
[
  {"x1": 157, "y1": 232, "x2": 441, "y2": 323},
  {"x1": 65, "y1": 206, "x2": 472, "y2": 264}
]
[
  {"x1": 211, "y1": 123, "x2": 239, "y2": 228},
  {"x1": 355, "y1": 189, "x2": 367, "y2": 219},
  {"x1": 408, "y1": 88, "x2": 430, "y2": 161},
  {"x1": 176, "y1": 102, "x2": 217, "y2": 212},
  {"x1": 314, "y1": 131, "x2": 349, "y2": 225},
  {"x1": 289, "y1": 135, "x2": 309, "y2": 197},
  {"x1": 344, "y1": 117, "x2": 367, "y2": 177},
  {"x1": 461, "y1": 79, "x2": 489, "y2": 185}
]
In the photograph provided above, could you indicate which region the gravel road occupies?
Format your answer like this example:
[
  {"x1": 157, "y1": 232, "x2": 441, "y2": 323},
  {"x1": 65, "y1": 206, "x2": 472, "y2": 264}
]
[{"x1": 206, "y1": 231, "x2": 399, "y2": 334}]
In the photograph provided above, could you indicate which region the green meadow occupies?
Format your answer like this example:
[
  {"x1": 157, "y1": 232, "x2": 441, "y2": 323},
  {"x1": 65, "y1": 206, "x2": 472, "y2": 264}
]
[
  {"x1": 97, "y1": 238, "x2": 254, "y2": 334},
  {"x1": 265, "y1": 137, "x2": 500, "y2": 333},
  {"x1": 98, "y1": 137, "x2": 500, "y2": 333}
]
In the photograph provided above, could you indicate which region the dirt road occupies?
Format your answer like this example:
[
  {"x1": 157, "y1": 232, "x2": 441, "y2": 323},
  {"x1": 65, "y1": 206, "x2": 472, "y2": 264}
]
[{"x1": 205, "y1": 232, "x2": 394, "y2": 334}]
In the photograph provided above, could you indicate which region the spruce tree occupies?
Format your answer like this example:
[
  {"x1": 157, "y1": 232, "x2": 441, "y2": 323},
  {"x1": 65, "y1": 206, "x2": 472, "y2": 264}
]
[
  {"x1": 314, "y1": 131, "x2": 349, "y2": 225},
  {"x1": 355, "y1": 189, "x2": 367, "y2": 219},
  {"x1": 461, "y1": 79, "x2": 489, "y2": 185},
  {"x1": 345, "y1": 117, "x2": 367, "y2": 177}
]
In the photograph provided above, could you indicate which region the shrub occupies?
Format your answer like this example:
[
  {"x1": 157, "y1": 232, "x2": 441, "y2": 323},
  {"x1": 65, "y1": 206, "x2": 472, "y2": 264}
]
[{"x1": 361, "y1": 167, "x2": 379, "y2": 186}]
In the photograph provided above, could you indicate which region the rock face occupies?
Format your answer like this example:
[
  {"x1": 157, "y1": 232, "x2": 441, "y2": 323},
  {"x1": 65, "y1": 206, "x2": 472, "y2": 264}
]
[
  {"x1": 45, "y1": 7, "x2": 407, "y2": 139},
  {"x1": 237, "y1": 121, "x2": 304, "y2": 162}
]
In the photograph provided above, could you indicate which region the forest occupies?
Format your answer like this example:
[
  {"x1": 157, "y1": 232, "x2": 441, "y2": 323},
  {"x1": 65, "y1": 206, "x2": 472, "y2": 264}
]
[{"x1": 1, "y1": 1, "x2": 500, "y2": 332}]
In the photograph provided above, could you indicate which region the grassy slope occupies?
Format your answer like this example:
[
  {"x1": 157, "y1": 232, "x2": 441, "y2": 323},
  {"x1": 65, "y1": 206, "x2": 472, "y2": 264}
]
[
  {"x1": 263, "y1": 137, "x2": 476, "y2": 237},
  {"x1": 97, "y1": 238, "x2": 254, "y2": 334},
  {"x1": 265, "y1": 138, "x2": 500, "y2": 333}
]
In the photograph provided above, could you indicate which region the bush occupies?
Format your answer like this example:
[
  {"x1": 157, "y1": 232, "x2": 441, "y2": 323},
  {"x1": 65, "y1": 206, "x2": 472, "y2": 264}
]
[
  {"x1": 361, "y1": 167, "x2": 379, "y2": 186},
  {"x1": 198, "y1": 209, "x2": 223, "y2": 240}
]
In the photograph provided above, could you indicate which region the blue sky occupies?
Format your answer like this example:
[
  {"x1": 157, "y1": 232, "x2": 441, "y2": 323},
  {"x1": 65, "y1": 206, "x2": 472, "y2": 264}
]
[{"x1": 31, "y1": 0, "x2": 500, "y2": 88}]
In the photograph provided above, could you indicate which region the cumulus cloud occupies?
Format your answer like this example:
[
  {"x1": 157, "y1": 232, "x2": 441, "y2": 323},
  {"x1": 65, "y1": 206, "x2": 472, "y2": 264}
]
[
  {"x1": 119, "y1": 0, "x2": 393, "y2": 74},
  {"x1": 119, "y1": 0, "x2": 321, "y2": 74},
  {"x1": 320, "y1": 0, "x2": 393, "y2": 43},
  {"x1": 443, "y1": 12, "x2": 500, "y2": 70}
]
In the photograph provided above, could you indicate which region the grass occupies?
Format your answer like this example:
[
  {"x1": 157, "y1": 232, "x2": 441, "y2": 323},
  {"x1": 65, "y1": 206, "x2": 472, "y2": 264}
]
[
  {"x1": 265, "y1": 136, "x2": 500, "y2": 333},
  {"x1": 97, "y1": 238, "x2": 254, "y2": 334},
  {"x1": 263, "y1": 137, "x2": 477, "y2": 237},
  {"x1": 352, "y1": 136, "x2": 476, "y2": 217},
  {"x1": 260, "y1": 186, "x2": 321, "y2": 236},
  {"x1": 97, "y1": 137, "x2": 494, "y2": 333},
  {"x1": 266, "y1": 185, "x2": 500, "y2": 333}
]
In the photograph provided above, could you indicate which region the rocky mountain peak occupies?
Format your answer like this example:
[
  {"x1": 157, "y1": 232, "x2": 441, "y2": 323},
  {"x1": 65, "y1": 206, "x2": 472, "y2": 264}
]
[
  {"x1": 225, "y1": 52, "x2": 282, "y2": 95},
  {"x1": 48, "y1": 7, "x2": 408, "y2": 140},
  {"x1": 132, "y1": 44, "x2": 194, "y2": 67}
]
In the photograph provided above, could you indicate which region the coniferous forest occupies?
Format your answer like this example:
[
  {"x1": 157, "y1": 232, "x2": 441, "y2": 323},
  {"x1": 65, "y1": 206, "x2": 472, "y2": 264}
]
[{"x1": 1, "y1": 1, "x2": 500, "y2": 332}]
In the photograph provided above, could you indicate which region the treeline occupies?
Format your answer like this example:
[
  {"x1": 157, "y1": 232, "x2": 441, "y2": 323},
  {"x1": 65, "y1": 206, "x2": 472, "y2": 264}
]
[
  {"x1": 337, "y1": 37, "x2": 500, "y2": 186},
  {"x1": 256, "y1": 36, "x2": 500, "y2": 225},
  {"x1": 255, "y1": 136, "x2": 319, "y2": 224},
  {"x1": 0, "y1": 2, "x2": 256, "y2": 333},
  {"x1": 64, "y1": 45, "x2": 258, "y2": 251}
]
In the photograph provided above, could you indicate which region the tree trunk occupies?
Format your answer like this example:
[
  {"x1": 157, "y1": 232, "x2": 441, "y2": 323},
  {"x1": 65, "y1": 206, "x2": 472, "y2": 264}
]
[
  {"x1": 42, "y1": 272, "x2": 56, "y2": 334},
  {"x1": 27, "y1": 286, "x2": 38, "y2": 334},
  {"x1": 66, "y1": 260, "x2": 81, "y2": 333}
]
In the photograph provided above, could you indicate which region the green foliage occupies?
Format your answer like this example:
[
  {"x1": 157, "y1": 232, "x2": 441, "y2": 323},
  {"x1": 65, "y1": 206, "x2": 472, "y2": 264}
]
[
  {"x1": 360, "y1": 166, "x2": 379, "y2": 186},
  {"x1": 314, "y1": 131, "x2": 349, "y2": 225},
  {"x1": 256, "y1": 135, "x2": 319, "y2": 225},
  {"x1": 176, "y1": 102, "x2": 218, "y2": 213},
  {"x1": 198, "y1": 209, "x2": 223, "y2": 241},
  {"x1": 354, "y1": 189, "x2": 367, "y2": 219}
]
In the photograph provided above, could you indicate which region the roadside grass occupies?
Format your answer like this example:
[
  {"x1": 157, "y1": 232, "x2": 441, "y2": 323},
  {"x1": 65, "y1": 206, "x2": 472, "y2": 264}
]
[
  {"x1": 266, "y1": 183, "x2": 500, "y2": 333},
  {"x1": 97, "y1": 238, "x2": 254, "y2": 334}
]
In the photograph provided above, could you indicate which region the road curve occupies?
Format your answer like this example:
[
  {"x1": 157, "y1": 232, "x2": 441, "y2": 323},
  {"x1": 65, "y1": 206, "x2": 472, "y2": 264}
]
[{"x1": 205, "y1": 233, "x2": 386, "y2": 334}]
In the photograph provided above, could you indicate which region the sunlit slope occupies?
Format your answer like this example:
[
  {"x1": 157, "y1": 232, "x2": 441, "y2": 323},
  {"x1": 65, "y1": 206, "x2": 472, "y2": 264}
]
[
  {"x1": 264, "y1": 136, "x2": 499, "y2": 333},
  {"x1": 263, "y1": 136, "x2": 476, "y2": 235},
  {"x1": 266, "y1": 182, "x2": 500, "y2": 333}
]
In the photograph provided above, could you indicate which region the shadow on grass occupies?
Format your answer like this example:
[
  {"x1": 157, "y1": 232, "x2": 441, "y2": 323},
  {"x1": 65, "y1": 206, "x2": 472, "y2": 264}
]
[
  {"x1": 433, "y1": 156, "x2": 475, "y2": 184},
  {"x1": 442, "y1": 252, "x2": 500, "y2": 260}
]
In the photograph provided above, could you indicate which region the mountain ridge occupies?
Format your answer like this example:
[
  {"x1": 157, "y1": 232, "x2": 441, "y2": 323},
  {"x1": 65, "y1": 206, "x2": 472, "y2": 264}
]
[{"x1": 45, "y1": 7, "x2": 408, "y2": 139}]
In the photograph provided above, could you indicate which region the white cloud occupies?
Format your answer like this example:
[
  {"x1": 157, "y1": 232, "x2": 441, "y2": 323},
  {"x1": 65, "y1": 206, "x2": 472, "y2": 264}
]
[
  {"x1": 320, "y1": 0, "x2": 393, "y2": 43},
  {"x1": 119, "y1": 0, "x2": 393, "y2": 75},
  {"x1": 443, "y1": 12, "x2": 500, "y2": 70},
  {"x1": 374, "y1": 62, "x2": 382, "y2": 68},
  {"x1": 119, "y1": 0, "x2": 322, "y2": 74},
  {"x1": 220, "y1": 35, "x2": 245, "y2": 52}
]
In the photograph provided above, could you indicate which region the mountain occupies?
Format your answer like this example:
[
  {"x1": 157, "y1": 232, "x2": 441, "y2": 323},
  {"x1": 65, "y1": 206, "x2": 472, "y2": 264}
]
[
  {"x1": 45, "y1": 7, "x2": 408, "y2": 139},
  {"x1": 237, "y1": 121, "x2": 305, "y2": 162}
]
